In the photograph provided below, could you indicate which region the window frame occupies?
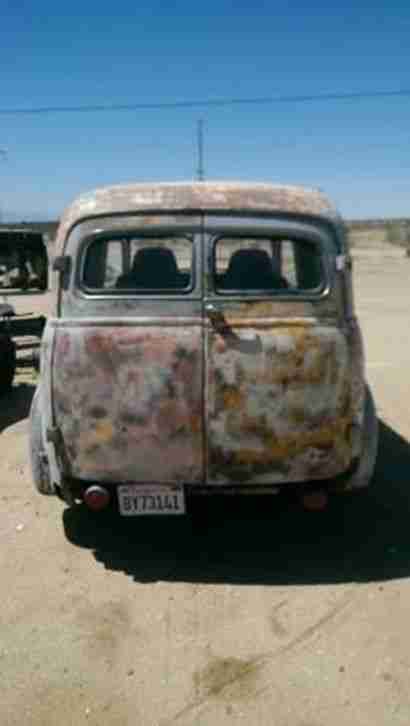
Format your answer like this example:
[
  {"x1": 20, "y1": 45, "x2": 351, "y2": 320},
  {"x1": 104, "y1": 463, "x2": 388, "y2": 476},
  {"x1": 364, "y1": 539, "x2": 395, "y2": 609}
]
[
  {"x1": 78, "y1": 231, "x2": 197, "y2": 297},
  {"x1": 210, "y1": 232, "x2": 329, "y2": 299}
]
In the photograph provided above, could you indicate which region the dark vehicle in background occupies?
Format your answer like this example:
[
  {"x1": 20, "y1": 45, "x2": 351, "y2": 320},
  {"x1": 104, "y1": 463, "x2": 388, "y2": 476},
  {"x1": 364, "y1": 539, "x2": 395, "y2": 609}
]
[
  {"x1": 0, "y1": 304, "x2": 16, "y2": 395},
  {"x1": 0, "y1": 229, "x2": 48, "y2": 394},
  {"x1": 0, "y1": 228, "x2": 48, "y2": 291}
]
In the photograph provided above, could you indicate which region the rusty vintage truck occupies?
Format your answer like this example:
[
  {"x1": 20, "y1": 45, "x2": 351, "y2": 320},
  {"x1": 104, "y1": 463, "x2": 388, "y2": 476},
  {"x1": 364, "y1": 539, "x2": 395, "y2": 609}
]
[{"x1": 29, "y1": 182, "x2": 378, "y2": 514}]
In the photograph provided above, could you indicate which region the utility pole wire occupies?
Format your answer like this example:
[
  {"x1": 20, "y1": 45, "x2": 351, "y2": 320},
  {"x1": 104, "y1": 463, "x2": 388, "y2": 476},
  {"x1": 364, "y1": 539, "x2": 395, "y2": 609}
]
[{"x1": 0, "y1": 88, "x2": 410, "y2": 116}]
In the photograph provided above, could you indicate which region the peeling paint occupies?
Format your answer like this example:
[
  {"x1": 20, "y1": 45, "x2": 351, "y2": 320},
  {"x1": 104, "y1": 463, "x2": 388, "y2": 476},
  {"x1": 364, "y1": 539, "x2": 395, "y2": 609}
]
[
  {"x1": 55, "y1": 181, "x2": 341, "y2": 257},
  {"x1": 206, "y1": 319, "x2": 357, "y2": 483},
  {"x1": 52, "y1": 325, "x2": 203, "y2": 483}
]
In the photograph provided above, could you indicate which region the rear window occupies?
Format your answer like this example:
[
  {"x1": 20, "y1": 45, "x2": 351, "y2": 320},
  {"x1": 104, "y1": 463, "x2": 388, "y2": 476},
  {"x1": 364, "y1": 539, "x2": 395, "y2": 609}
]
[
  {"x1": 214, "y1": 237, "x2": 324, "y2": 294},
  {"x1": 82, "y1": 235, "x2": 193, "y2": 293}
]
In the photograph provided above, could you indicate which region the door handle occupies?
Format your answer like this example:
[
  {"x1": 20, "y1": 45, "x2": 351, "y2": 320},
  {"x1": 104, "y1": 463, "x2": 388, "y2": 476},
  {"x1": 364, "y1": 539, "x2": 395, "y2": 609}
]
[
  {"x1": 205, "y1": 304, "x2": 262, "y2": 354},
  {"x1": 205, "y1": 304, "x2": 227, "y2": 330}
]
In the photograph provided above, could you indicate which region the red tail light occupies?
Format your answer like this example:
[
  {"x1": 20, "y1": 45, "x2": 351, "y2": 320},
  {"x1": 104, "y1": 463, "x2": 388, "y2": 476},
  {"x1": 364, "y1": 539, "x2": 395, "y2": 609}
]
[
  {"x1": 83, "y1": 485, "x2": 110, "y2": 511},
  {"x1": 301, "y1": 490, "x2": 328, "y2": 512}
]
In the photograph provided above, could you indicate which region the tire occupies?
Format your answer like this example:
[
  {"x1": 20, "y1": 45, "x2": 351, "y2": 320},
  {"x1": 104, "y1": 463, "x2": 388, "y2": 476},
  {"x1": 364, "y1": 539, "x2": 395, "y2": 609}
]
[
  {"x1": 34, "y1": 275, "x2": 47, "y2": 291},
  {"x1": 343, "y1": 385, "x2": 379, "y2": 491},
  {"x1": 0, "y1": 337, "x2": 16, "y2": 396},
  {"x1": 29, "y1": 387, "x2": 54, "y2": 495}
]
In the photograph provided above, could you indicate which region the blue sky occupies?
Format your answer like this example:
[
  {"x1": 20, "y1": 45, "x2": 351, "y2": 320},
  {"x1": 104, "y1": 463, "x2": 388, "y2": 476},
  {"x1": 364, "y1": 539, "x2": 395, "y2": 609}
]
[{"x1": 1, "y1": 0, "x2": 409, "y2": 220}]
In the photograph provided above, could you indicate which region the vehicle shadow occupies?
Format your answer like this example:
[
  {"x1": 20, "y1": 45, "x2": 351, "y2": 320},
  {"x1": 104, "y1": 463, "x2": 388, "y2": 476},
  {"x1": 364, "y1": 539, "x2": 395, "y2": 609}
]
[
  {"x1": 63, "y1": 420, "x2": 410, "y2": 586},
  {"x1": 0, "y1": 383, "x2": 36, "y2": 434}
]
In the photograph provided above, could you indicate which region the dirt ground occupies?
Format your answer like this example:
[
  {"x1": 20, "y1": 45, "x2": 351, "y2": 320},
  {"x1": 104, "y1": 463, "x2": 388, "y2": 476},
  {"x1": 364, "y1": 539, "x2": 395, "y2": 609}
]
[{"x1": 1, "y1": 243, "x2": 410, "y2": 726}]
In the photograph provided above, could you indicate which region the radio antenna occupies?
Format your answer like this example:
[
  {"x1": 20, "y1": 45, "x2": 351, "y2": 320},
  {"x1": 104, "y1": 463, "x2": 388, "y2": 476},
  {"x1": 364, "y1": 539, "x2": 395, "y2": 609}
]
[{"x1": 197, "y1": 120, "x2": 204, "y2": 181}]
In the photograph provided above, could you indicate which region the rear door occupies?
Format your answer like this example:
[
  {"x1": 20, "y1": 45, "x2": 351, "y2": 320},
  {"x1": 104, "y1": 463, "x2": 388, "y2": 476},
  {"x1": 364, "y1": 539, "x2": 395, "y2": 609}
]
[
  {"x1": 52, "y1": 216, "x2": 205, "y2": 485},
  {"x1": 203, "y1": 217, "x2": 355, "y2": 485}
]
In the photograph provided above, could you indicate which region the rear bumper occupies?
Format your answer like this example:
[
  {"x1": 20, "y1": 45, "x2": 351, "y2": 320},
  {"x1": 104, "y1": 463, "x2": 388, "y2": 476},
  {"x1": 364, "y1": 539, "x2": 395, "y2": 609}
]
[{"x1": 60, "y1": 462, "x2": 359, "y2": 507}]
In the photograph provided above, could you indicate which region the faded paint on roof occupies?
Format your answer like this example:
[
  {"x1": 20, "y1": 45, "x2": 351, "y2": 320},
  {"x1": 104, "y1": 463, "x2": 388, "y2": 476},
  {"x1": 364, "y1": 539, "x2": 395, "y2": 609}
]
[{"x1": 55, "y1": 182, "x2": 341, "y2": 251}]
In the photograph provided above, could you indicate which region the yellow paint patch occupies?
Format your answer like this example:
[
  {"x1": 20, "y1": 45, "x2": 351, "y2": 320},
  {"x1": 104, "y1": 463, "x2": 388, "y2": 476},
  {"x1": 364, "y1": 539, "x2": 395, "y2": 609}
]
[
  {"x1": 223, "y1": 389, "x2": 244, "y2": 409},
  {"x1": 189, "y1": 414, "x2": 202, "y2": 433},
  {"x1": 235, "y1": 417, "x2": 352, "y2": 466},
  {"x1": 77, "y1": 420, "x2": 116, "y2": 470},
  {"x1": 94, "y1": 420, "x2": 115, "y2": 443}
]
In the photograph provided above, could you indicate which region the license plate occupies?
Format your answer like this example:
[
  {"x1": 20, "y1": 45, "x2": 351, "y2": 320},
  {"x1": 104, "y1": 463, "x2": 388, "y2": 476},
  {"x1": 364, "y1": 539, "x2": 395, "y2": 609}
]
[{"x1": 118, "y1": 484, "x2": 185, "y2": 516}]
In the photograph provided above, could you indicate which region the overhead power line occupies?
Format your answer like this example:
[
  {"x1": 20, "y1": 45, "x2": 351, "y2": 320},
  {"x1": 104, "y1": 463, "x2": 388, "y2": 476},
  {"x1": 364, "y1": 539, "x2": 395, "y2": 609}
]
[{"x1": 0, "y1": 88, "x2": 410, "y2": 116}]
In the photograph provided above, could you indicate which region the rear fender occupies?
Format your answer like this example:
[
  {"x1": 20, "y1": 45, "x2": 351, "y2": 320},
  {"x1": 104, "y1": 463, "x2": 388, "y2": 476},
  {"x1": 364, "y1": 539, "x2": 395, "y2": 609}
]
[
  {"x1": 344, "y1": 385, "x2": 379, "y2": 490},
  {"x1": 39, "y1": 321, "x2": 63, "y2": 489}
]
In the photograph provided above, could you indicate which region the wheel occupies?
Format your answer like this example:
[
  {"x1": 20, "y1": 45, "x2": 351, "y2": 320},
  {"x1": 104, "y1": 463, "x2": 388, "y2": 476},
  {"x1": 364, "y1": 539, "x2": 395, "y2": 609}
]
[
  {"x1": 344, "y1": 385, "x2": 379, "y2": 491},
  {"x1": 0, "y1": 336, "x2": 16, "y2": 396},
  {"x1": 29, "y1": 387, "x2": 54, "y2": 495}
]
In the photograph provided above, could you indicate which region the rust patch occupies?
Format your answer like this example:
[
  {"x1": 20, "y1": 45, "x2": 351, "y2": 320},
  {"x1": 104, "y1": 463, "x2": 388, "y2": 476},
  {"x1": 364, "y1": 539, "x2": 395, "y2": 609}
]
[
  {"x1": 55, "y1": 182, "x2": 341, "y2": 257},
  {"x1": 222, "y1": 388, "x2": 245, "y2": 410},
  {"x1": 53, "y1": 324, "x2": 204, "y2": 483},
  {"x1": 207, "y1": 321, "x2": 355, "y2": 483}
]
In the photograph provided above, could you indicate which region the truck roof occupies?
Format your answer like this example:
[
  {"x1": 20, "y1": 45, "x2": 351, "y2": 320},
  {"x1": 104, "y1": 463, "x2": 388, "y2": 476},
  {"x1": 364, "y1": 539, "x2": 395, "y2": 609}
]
[{"x1": 56, "y1": 181, "x2": 342, "y2": 251}]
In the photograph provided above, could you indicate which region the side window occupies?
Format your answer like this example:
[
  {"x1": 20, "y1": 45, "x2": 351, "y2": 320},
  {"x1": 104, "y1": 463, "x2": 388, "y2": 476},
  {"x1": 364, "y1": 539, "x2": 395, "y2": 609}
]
[
  {"x1": 83, "y1": 239, "x2": 112, "y2": 288},
  {"x1": 278, "y1": 239, "x2": 322, "y2": 289},
  {"x1": 82, "y1": 236, "x2": 193, "y2": 293},
  {"x1": 104, "y1": 241, "x2": 123, "y2": 288},
  {"x1": 215, "y1": 238, "x2": 287, "y2": 292},
  {"x1": 292, "y1": 240, "x2": 323, "y2": 290},
  {"x1": 214, "y1": 237, "x2": 324, "y2": 294},
  {"x1": 280, "y1": 240, "x2": 298, "y2": 288}
]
